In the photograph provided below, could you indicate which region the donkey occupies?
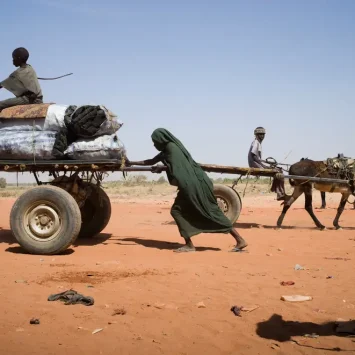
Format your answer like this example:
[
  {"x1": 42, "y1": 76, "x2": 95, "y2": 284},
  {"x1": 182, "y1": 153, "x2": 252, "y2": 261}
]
[
  {"x1": 320, "y1": 191, "x2": 355, "y2": 210},
  {"x1": 276, "y1": 158, "x2": 354, "y2": 230}
]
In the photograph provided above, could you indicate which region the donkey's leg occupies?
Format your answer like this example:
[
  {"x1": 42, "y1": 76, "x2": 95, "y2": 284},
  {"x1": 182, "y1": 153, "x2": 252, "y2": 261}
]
[
  {"x1": 277, "y1": 186, "x2": 303, "y2": 228},
  {"x1": 320, "y1": 191, "x2": 326, "y2": 209},
  {"x1": 304, "y1": 186, "x2": 325, "y2": 230},
  {"x1": 333, "y1": 192, "x2": 349, "y2": 230}
]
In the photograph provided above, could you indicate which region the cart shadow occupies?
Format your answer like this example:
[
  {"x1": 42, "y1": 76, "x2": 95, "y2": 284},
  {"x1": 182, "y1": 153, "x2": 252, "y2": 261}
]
[
  {"x1": 73, "y1": 233, "x2": 112, "y2": 247},
  {"x1": 118, "y1": 237, "x2": 221, "y2": 251},
  {"x1": 256, "y1": 314, "x2": 355, "y2": 351},
  {"x1": 0, "y1": 228, "x2": 112, "y2": 255}
]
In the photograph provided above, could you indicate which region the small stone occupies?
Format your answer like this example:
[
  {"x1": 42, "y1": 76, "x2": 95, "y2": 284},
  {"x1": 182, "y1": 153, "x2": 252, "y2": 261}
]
[
  {"x1": 112, "y1": 307, "x2": 126, "y2": 316},
  {"x1": 304, "y1": 333, "x2": 319, "y2": 338},
  {"x1": 196, "y1": 302, "x2": 206, "y2": 308},
  {"x1": 294, "y1": 264, "x2": 304, "y2": 271},
  {"x1": 277, "y1": 248, "x2": 283, "y2": 251},
  {"x1": 266, "y1": 253, "x2": 272, "y2": 257},
  {"x1": 30, "y1": 318, "x2": 40, "y2": 325}
]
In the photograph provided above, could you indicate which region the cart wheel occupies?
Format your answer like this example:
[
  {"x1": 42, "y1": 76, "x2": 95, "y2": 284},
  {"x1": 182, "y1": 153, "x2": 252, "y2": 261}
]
[
  {"x1": 213, "y1": 184, "x2": 242, "y2": 224},
  {"x1": 10, "y1": 186, "x2": 81, "y2": 255},
  {"x1": 79, "y1": 184, "x2": 111, "y2": 238}
]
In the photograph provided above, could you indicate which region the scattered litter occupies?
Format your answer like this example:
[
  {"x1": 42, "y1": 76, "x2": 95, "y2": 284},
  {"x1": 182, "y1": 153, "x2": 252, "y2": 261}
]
[
  {"x1": 87, "y1": 285, "x2": 94, "y2": 288},
  {"x1": 241, "y1": 305, "x2": 259, "y2": 313},
  {"x1": 152, "y1": 339, "x2": 161, "y2": 344},
  {"x1": 266, "y1": 254, "x2": 273, "y2": 257},
  {"x1": 326, "y1": 276, "x2": 333, "y2": 279},
  {"x1": 294, "y1": 264, "x2": 304, "y2": 271},
  {"x1": 48, "y1": 289, "x2": 94, "y2": 306},
  {"x1": 15, "y1": 280, "x2": 27, "y2": 284},
  {"x1": 197, "y1": 302, "x2": 206, "y2": 308},
  {"x1": 87, "y1": 273, "x2": 94, "y2": 277},
  {"x1": 108, "y1": 321, "x2": 117, "y2": 325},
  {"x1": 304, "y1": 333, "x2": 319, "y2": 338},
  {"x1": 154, "y1": 302, "x2": 165, "y2": 309},
  {"x1": 92, "y1": 328, "x2": 103, "y2": 335},
  {"x1": 281, "y1": 295, "x2": 312, "y2": 302},
  {"x1": 277, "y1": 248, "x2": 283, "y2": 252},
  {"x1": 112, "y1": 307, "x2": 126, "y2": 316},
  {"x1": 280, "y1": 281, "x2": 295, "y2": 286},
  {"x1": 30, "y1": 318, "x2": 40, "y2": 325},
  {"x1": 325, "y1": 257, "x2": 350, "y2": 261},
  {"x1": 230, "y1": 305, "x2": 243, "y2": 317},
  {"x1": 78, "y1": 326, "x2": 89, "y2": 331}
]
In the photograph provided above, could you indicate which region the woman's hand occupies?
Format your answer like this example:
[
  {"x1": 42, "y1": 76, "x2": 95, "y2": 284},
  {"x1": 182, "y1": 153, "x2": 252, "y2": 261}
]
[{"x1": 151, "y1": 165, "x2": 165, "y2": 173}]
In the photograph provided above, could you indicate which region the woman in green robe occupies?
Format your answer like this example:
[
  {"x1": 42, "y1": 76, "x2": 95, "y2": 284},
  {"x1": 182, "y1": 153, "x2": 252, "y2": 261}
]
[{"x1": 132, "y1": 128, "x2": 248, "y2": 253}]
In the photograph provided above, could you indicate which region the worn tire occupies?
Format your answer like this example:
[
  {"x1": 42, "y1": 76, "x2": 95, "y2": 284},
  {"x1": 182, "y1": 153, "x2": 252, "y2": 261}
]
[
  {"x1": 213, "y1": 184, "x2": 242, "y2": 224},
  {"x1": 79, "y1": 184, "x2": 111, "y2": 238},
  {"x1": 10, "y1": 186, "x2": 82, "y2": 255}
]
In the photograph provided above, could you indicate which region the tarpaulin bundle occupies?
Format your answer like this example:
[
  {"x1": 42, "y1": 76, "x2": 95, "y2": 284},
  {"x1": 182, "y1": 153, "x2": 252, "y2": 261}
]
[{"x1": 64, "y1": 105, "x2": 122, "y2": 139}]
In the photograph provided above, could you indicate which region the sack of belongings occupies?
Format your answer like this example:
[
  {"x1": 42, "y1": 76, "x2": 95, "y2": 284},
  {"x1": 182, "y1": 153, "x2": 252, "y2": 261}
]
[{"x1": 0, "y1": 103, "x2": 125, "y2": 160}]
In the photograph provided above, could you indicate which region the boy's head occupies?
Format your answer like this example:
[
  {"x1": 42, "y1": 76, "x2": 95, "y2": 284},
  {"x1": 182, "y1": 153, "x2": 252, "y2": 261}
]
[
  {"x1": 12, "y1": 47, "x2": 29, "y2": 67},
  {"x1": 254, "y1": 127, "x2": 266, "y2": 142}
]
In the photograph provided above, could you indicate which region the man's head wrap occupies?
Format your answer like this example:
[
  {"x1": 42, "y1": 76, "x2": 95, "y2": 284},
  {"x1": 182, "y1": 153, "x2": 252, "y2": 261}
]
[{"x1": 254, "y1": 127, "x2": 266, "y2": 135}]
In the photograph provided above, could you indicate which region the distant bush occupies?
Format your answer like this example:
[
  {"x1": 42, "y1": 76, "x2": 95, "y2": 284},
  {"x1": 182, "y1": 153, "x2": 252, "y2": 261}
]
[
  {"x1": 156, "y1": 176, "x2": 167, "y2": 184},
  {"x1": 0, "y1": 178, "x2": 7, "y2": 188}
]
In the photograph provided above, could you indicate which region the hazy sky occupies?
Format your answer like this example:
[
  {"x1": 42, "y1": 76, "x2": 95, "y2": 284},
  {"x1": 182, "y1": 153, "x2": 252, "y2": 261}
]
[{"x1": 0, "y1": 0, "x2": 354, "y2": 183}]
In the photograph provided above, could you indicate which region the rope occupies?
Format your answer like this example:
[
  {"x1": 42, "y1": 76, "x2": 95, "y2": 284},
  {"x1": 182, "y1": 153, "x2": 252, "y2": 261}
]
[
  {"x1": 37, "y1": 73, "x2": 73, "y2": 80},
  {"x1": 32, "y1": 120, "x2": 36, "y2": 165},
  {"x1": 242, "y1": 169, "x2": 251, "y2": 197}
]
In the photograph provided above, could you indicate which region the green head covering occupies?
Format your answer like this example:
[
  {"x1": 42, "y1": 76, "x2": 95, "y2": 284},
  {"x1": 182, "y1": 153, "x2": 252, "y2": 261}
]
[
  {"x1": 151, "y1": 128, "x2": 194, "y2": 161},
  {"x1": 151, "y1": 127, "x2": 205, "y2": 183}
]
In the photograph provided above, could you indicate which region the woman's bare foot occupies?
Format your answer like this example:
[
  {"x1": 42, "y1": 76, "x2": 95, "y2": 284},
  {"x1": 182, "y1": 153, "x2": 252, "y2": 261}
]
[
  {"x1": 173, "y1": 238, "x2": 196, "y2": 253},
  {"x1": 230, "y1": 229, "x2": 248, "y2": 252}
]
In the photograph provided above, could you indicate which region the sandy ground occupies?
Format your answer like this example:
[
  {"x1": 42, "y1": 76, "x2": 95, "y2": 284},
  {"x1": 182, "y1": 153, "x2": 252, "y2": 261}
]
[{"x1": 0, "y1": 191, "x2": 355, "y2": 355}]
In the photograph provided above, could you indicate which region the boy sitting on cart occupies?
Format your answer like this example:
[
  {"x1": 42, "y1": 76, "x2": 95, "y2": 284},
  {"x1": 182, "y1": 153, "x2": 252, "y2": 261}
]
[
  {"x1": 0, "y1": 47, "x2": 43, "y2": 111},
  {"x1": 248, "y1": 126, "x2": 288, "y2": 201}
]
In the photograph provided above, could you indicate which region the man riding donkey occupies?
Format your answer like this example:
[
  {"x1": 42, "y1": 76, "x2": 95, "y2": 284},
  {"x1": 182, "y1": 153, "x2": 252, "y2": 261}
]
[
  {"x1": 0, "y1": 47, "x2": 43, "y2": 111},
  {"x1": 248, "y1": 127, "x2": 289, "y2": 201}
]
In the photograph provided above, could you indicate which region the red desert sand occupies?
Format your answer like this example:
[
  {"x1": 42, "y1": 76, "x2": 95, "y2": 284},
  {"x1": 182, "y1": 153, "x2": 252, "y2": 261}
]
[{"x1": 0, "y1": 193, "x2": 354, "y2": 354}]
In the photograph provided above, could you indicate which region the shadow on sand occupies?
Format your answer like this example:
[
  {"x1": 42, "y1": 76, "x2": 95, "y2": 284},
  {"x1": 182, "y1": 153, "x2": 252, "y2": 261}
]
[
  {"x1": 256, "y1": 314, "x2": 355, "y2": 352},
  {"x1": 0, "y1": 228, "x2": 113, "y2": 255},
  {"x1": 119, "y1": 237, "x2": 221, "y2": 251}
]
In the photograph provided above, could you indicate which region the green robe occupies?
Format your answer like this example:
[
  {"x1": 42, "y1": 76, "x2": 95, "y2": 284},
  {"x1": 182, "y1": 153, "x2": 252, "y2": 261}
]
[{"x1": 151, "y1": 128, "x2": 233, "y2": 239}]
